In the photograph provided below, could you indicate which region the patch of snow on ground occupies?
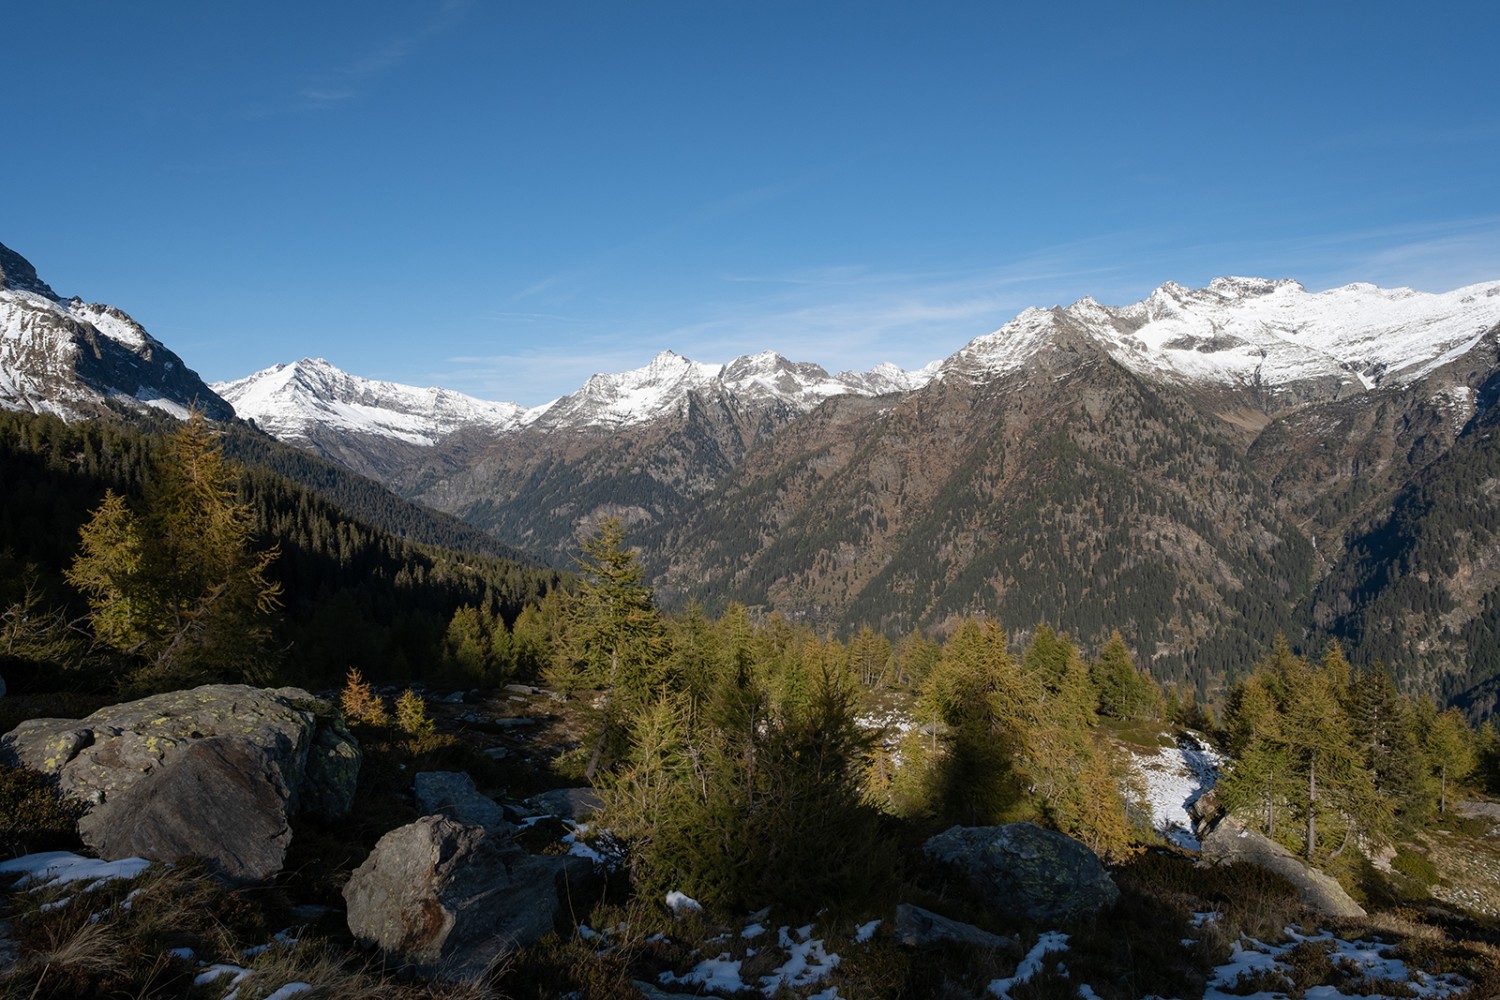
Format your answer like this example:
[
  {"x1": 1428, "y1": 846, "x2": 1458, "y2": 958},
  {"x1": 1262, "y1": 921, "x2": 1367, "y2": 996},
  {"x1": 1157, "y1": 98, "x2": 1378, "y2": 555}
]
[
  {"x1": 1198, "y1": 926, "x2": 1470, "y2": 999},
  {"x1": 0, "y1": 852, "x2": 151, "y2": 889},
  {"x1": 761, "y1": 927, "x2": 839, "y2": 992},
  {"x1": 988, "y1": 931, "x2": 1069, "y2": 998},
  {"x1": 660, "y1": 954, "x2": 749, "y2": 993},
  {"x1": 1129, "y1": 732, "x2": 1224, "y2": 849},
  {"x1": 855, "y1": 918, "x2": 881, "y2": 942}
]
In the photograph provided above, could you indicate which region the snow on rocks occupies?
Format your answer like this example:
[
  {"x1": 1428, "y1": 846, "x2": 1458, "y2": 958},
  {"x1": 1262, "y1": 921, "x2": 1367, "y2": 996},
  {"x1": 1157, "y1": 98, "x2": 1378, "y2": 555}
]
[
  {"x1": 1129, "y1": 731, "x2": 1224, "y2": 849},
  {"x1": 665, "y1": 889, "x2": 704, "y2": 915}
]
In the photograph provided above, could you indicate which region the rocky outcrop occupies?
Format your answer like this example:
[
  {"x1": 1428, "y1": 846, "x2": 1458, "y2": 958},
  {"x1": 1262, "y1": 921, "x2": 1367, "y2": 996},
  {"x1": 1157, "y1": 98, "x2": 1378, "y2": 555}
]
[
  {"x1": 414, "y1": 771, "x2": 508, "y2": 831},
  {"x1": 343, "y1": 814, "x2": 593, "y2": 981},
  {"x1": 0, "y1": 684, "x2": 360, "y2": 880},
  {"x1": 922, "y1": 823, "x2": 1120, "y2": 923},
  {"x1": 1198, "y1": 815, "x2": 1366, "y2": 918},
  {"x1": 894, "y1": 904, "x2": 1015, "y2": 950}
]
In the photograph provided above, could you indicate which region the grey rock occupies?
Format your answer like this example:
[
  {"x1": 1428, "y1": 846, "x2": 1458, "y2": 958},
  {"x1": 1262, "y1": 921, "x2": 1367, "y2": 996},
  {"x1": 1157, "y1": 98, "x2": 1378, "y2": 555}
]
[
  {"x1": 922, "y1": 823, "x2": 1120, "y2": 922},
  {"x1": 531, "y1": 787, "x2": 604, "y2": 821},
  {"x1": 415, "y1": 771, "x2": 509, "y2": 831},
  {"x1": 78, "y1": 735, "x2": 291, "y2": 883},
  {"x1": 1198, "y1": 815, "x2": 1366, "y2": 918},
  {"x1": 1455, "y1": 800, "x2": 1500, "y2": 827},
  {"x1": 0, "y1": 684, "x2": 361, "y2": 880},
  {"x1": 443, "y1": 691, "x2": 466, "y2": 704},
  {"x1": 492, "y1": 717, "x2": 536, "y2": 728},
  {"x1": 502, "y1": 684, "x2": 536, "y2": 696},
  {"x1": 343, "y1": 815, "x2": 593, "y2": 981},
  {"x1": 894, "y1": 903, "x2": 1015, "y2": 950}
]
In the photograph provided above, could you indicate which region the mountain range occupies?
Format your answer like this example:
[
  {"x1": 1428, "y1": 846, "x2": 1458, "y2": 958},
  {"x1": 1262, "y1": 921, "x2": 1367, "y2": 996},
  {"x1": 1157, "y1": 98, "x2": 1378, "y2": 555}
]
[{"x1": 6, "y1": 237, "x2": 1500, "y2": 703}]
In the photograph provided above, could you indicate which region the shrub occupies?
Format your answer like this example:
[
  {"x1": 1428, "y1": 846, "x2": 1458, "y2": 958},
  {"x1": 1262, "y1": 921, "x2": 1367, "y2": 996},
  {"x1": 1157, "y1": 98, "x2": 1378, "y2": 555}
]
[
  {"x1": 395, "y1": 688, "x2": 435, "y2": 739},
  {"x1": 1391, "y1": 848, "x2": 1439, "y2": 886},
  {"x1": 0, "y1": 765, "x2": 83, "y2": 856},
  {"x1": 340, "y1": 667, "x2": 388, "y2": 727}
]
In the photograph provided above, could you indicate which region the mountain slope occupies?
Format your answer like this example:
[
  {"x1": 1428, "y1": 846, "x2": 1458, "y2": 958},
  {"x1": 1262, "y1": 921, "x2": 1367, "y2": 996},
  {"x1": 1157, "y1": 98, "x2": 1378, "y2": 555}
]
[{"x1": 0, "y1": 242, "x2": 232, "y2": 422}]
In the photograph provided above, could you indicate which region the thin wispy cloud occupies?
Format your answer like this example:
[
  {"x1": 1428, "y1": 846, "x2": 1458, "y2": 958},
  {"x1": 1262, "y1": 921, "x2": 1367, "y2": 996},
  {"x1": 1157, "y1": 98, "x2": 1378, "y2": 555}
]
[
  {"x1": 245, "y1": 1, "x2": 472, "y2": 117},
  {"x1": 509, "y1": 164, "x2": 850, "y2": 305}
]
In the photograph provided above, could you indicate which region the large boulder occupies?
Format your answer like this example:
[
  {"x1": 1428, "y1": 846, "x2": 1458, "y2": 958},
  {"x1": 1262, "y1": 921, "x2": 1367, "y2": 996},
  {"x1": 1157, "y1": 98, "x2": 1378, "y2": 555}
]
[
  {"x1": 78, "y1": 735, "x2": 292, "y2": 882},
  {"x1": 343, "y1": 814, "x2": 593, "y2": 981},
  {"x1": 1198, "y1": 814, "x2": 1366, "y2": 918},
  {"x1": 922, "y1": 824, "x2": 1120, "y2": 923},
  {"x1": 0, "y1": 684, "x2": 360, "y2": 880}
]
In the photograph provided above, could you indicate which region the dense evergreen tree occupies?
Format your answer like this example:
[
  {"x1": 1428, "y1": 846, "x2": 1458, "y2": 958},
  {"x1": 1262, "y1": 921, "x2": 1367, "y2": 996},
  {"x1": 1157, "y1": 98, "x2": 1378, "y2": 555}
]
[
  {"x1": 1090, "y1": 630, "x2": 1162, "y2": 721},
  {"x1": 552, "y1": 518, "x2": 668, "y2": 779},
  {"x1": 1346, "y1": 664, "x2": 1428, "y2": 827},
  {"x1": 1424, "y1": 706, "x2": 1477, "y2": 816},
  {"x1": 1221, "y1": 638, "x2": 1386, "y2": 861}
]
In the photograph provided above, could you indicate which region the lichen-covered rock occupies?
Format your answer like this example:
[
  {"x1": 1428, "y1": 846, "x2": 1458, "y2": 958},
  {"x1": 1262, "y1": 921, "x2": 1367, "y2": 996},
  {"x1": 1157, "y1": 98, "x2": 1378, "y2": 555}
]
[
  {"x1": 343, "y1": 815, "x2": 593, "y2": 981},
  {"x1": 301, "y1": 716, "x2": 361, "y2": 818},
  {"x1": 1198, "y1": 814, "x2": 1366, "y2": 918},
  {"x1": 922, "y1": 823, "x2": 1120, "y2": 922},
  {"x1": 0, "y1": 684, "x2": 361, "y2": 879},
  {"x1": 414, "y1": 771, "x2": 509, "y2": 831}
]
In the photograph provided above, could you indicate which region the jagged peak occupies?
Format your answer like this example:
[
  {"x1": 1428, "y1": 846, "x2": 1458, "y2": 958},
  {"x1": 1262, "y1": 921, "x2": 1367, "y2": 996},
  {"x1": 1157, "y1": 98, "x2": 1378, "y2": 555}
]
[
  {"x1": 1207, "y1": 276, "x2": 1304, "y2": 297},
  {"x1": 0, "y1": 242, "x2": 63, "y2": 300}
]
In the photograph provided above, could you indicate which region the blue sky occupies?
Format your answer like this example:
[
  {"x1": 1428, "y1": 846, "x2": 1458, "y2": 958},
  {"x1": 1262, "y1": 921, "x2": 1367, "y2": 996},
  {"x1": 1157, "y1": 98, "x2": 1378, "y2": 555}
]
[{"x1": 8, "y1": 1, "x2": 1499, "y2": 405}]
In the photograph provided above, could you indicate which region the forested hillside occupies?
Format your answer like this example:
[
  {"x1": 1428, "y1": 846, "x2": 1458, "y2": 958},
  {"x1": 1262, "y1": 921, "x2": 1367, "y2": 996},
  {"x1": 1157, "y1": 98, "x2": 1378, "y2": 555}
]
[{"x1": 0, "y1": 410, "x2": 565, "y2": 690}]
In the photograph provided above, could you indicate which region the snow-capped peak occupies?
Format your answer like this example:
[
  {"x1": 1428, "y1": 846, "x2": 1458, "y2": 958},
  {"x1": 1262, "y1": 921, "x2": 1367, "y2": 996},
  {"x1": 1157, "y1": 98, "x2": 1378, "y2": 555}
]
[
  {"x1": 214, "y1": 358, "x2": 526, "y2": 446},
  {"x1": 940, "y1": 276, "x2": 1500, "y2": 395},
  {"x1": 528, "y1": 350, "x2": 936, "y2": 429}
]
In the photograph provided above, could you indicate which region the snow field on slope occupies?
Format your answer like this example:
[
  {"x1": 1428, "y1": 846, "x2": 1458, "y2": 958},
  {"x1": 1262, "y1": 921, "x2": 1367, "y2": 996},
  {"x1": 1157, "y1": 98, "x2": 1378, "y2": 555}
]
[{"x1": 1128, "y1": 732, "x2": 1224, "y2": 850}]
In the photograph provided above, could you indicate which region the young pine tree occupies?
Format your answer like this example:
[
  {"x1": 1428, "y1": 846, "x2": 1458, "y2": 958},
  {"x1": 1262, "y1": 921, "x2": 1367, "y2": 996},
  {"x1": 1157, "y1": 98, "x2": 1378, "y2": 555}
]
[{"x1": 66, "y1": 413, "x2": 281, "y2": 688}]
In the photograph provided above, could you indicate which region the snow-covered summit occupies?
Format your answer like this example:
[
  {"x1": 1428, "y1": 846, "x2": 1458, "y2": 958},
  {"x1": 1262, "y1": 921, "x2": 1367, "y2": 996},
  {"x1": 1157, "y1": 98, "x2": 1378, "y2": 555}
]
[
  {"x1": 498, "y1": 350, "x2": 936, "y2": 431},
  {"x1": 219, "y1": 349, "x2": 935, "y2": 443},
  {"x1": 213, "y1": 358, "x2": 527, "y2": 447},
  {"x1": 941, "y1": 277, "x2": 1500, "y2": 396}
]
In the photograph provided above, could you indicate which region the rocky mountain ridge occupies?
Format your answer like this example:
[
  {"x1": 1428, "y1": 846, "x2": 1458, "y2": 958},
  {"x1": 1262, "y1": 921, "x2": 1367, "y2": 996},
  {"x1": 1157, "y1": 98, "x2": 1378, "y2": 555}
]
[{"x1": 0, "y1": 242, "x2": 232, "y2": 422}]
